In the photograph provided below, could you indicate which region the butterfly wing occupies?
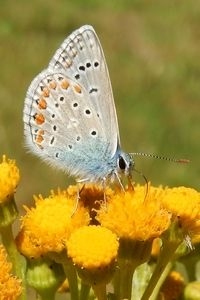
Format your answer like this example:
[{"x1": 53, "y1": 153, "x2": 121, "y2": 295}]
[
  {"x1": 24, "y1": 25, "x2": 120, "y2": 181},
  {"x1": 49, "y1": 25, "x2": 120, "y2": 154}
]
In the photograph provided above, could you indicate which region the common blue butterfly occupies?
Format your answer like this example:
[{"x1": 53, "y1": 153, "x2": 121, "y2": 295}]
[{"x1": 23, "y1": 25, "x2": 133, "y2": 186}]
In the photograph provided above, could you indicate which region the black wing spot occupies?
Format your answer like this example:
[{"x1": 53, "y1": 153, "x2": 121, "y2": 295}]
[
  {"x1": 59, "y1": 96, "x2": 64, "y2": 101},
  {"x1": 75, "y1": 74, "x2": 80, "y2": 80},
  {"x1": 94, "y1": 61, "x2": 99, "y2": 67},
  {"x1": 73, "y1": 102, "x2": 78, "y2": 108},
  {"x1": 79, "y1": 65, "x2": 85, "y2": 71},
  {"x1": 53, "y1": 125, "x2": 57, "y2": 131},
  {"x1": 89, "y1": 88, "x2": 98, "y2": 94},
  {"x1": 50, "y1": 136, "x2": 55, "y2": 145},
  {"x1": 91, "y1": 130, "x2": 97, "y2": 136},
  {"x1": 85, "y1": 109, "x2": 91, "y2": 115},
  {"x1": 86, "y1": 62, "x2": 91, "y2": 68}
]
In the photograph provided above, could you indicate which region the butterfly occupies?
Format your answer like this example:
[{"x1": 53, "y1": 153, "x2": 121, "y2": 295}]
[{"x1": 23, "y1": 25, "x2": 133, "y2": 187}]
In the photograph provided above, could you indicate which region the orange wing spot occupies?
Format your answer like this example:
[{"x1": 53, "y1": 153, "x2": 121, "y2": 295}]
[
  {"x1": 73, "y1": 84, "x2": 82, "y2": 94},
  {"x1": 34, "y1": 113, "x2": 45, "y2": 125},
  {"x1": 35, "y1": 129, "x2": 44, "y2": 144},
  {"x1": 61, "y1": 79, "x2": 70, "y2": 89},
  {"x1": 42, "y1": 87, "x2": 50, "y2": 97},
  {"x1": 49, "y1": 80, "x2": 57, "y2": 89},
  {"x1": 38, "y1": 98, "x2": 47, "y2": 109}
]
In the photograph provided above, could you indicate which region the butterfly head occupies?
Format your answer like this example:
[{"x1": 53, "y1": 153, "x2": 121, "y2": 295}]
[{"x1": 117, "y1": 152, "x2": 134, "y2": 177}]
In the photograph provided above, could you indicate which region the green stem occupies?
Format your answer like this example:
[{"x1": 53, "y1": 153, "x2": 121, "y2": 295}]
[
  {"x1": 117, "y1": 259, "x2": 137, "y2": 300},
  {"x1": 141, "y1": 241, "x2": 179, "y2": 300},
  {"x1": 1, "y1": 224, "x2": 27, "y2": 300},
  {"x1": 92, "y1": 283, "x2": 107, "y2": 300},
  {"x1": 148, "y1": 262, "x2": 172, "y2": 300},
  {"x1": 62, "y1": 259, "x2": 79, "y2": 300},
  {"x1": 80, "y1": 281, "x2": 91, "y2": 300},
  {"x1": 113, "y1": 265, "x2": 120, "y2": 298},
  {"x1": 114, "y1": 239, "x2": 152, "y2": 300}
]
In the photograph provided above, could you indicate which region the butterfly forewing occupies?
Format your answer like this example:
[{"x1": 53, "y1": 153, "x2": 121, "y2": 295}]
[{"x1": 49, "y1": 25, "x2": 120, "y2": 154}]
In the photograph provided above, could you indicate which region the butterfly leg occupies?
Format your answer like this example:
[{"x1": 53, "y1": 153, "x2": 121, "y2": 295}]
[
  {"x1": 71, "y1": 182, "x2": 86, "y2": 216},
  {"x1": 101, "y1": 177, "x2": 108, "y2": 209},
  {"x1": 114, "y1": 171, "x2": 125, "y2": 192}
]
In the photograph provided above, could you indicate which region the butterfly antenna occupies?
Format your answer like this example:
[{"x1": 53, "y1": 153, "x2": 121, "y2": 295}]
[{"x1": 130, "y1": 152, "x2": 190, "y2": 164}]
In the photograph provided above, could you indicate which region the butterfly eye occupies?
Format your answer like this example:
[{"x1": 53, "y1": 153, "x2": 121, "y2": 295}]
[
  {"x1": 118, "y1": 156, "x2": 126, "y2": 171},
  {"x1": 117, "y1": 154, "x2": 133, "y2": 176}
]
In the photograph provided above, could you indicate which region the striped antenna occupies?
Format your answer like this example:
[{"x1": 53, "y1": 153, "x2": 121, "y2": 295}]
[{"x1": 130, "y1": 152, "x2": 190, "y2": 164}]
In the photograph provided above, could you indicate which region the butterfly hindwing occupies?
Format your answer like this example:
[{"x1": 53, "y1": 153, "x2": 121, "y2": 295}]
[{"x1": 24, "y1": 69, "x2": 114, "y2": 179}]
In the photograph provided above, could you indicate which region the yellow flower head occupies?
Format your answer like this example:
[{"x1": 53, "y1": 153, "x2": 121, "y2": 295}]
[
  {"x1": 0, "y1": 245, "x2": 22, "y2": 299},
  {"x1": 162, "y1": 187, "x2": 200, "y2": 243},
  {"x1": 97, "y1": 184, "x2": 171, "y2": 241},
  {"x1": 67, "y1": 225, "x2": 119, "y2": 269},
  {"x1": 16, "y1": 228, "x2": 44, "y2": 258},
  {"x1": 0, "y1": 155, "x2": 20, "y2": 203},
  {"x1": 17, "y1": 189, "x2": 90, "y2": 257}
]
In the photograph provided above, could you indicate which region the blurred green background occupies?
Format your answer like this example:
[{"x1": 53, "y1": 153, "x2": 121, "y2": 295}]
[{"x1": 0, "y1": 0, "x2": 199, "y2": 206}]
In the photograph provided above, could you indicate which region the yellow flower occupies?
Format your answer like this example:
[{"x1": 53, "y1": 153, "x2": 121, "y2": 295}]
[
  {"x1": 16, "y1": 228, "x2": 44, "y2": 258},
  {"x1": 67, "y1": 225, "x2": 119, "y2": 287},
  {"x1": 17, "y1": 189, "x2": 90, "y2": 257},
  {"x1": 97, "y1": 184, "x2": 171, "y2": 241},
  {"x1": 159, "y1": 271, "x2": 185, "y2": 300},
  {"x1": 67, "y1": 225, "x2": 119, "y2": 269},
  {"x1": 0, "y1": 244, "x2": 22, "y2": 299},
  {"x1": 0, "y1": 155, "x2": 20, "y2": 203},
  {"x1": 162, "y1": 187, "x2": 200, "y2": 243}
]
